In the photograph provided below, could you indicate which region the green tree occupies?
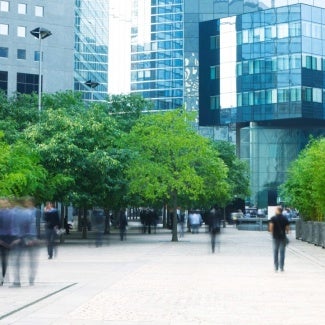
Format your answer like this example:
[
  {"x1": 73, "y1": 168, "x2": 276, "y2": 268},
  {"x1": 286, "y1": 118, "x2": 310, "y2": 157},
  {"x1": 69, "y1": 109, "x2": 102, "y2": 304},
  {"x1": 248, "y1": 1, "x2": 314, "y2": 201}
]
[
  {"x1": 122, "y1": 109, "x2": 230, "y2": 241},
  {"x1": 212, "y1": 140, "x2": 250, "y2": 203},
  {"x1": 0, "y1": 132, "x2": 46, "y2": 200},
  {"x1": 280, "y1": 137, "x2": 325, "y2": 221}
]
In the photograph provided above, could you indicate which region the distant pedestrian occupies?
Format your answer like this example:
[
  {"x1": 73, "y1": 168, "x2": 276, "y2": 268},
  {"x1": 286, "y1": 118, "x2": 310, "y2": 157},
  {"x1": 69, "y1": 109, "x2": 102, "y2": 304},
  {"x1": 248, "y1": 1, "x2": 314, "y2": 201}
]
[
  {"x1": 43, "y1": 202, "x2": 60, "y2": 259},
  {"x1": 0, "y1": 198, "x2": 13, "y2": 285},
  {"x1": 92, "y1": 209, "x2": 105, "y2": 247},
  {"x1": 208, "y1": 207, "x2": 222, "y2": 253},
  {"x1": 269, "y1": 206, "x2": 290, "y2": 272},
  {"x1": 177, "y1": 208, "x2": 185, "y2": 239},
  {"x1": 119, "y1": 208, "x2": 128, "y2": 241},
  {"x1": 188, "y1": 210, "x2": 202, "y2": 234}
]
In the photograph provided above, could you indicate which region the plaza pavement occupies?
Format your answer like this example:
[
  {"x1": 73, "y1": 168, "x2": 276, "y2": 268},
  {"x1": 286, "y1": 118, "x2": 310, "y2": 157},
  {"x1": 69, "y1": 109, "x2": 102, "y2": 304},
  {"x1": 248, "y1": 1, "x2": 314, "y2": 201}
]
[{"x1": 1, "y1": 224, "x2": 325, "y2": 325}]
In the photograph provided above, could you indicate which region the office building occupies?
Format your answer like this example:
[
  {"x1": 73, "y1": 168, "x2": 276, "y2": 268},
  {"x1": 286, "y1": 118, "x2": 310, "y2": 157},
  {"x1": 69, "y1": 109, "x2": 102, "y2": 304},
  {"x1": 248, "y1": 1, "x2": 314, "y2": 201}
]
[
  {"x1": 0, "y1": 0, "x2": 108, "y2": 102},
  {"x1": 199, "y1": 2, "x2": 325, "y2": 207},
  {"x1": 74, "y1": 0, "x2": 109, "y2": 101},
  {"x1": 0, "y1": 0, "x2": 74, "y2": 96}
]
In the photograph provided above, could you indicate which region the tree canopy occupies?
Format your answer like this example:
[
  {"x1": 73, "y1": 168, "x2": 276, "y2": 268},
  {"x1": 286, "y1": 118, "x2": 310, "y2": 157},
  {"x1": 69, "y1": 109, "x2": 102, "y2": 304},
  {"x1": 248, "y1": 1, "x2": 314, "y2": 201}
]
[
  {"x1": 122, "y1": 109, "x2": 231, "y2": 240},
  {"x1": 280, "y1": 137, "x2": 325, "y2": 221}
]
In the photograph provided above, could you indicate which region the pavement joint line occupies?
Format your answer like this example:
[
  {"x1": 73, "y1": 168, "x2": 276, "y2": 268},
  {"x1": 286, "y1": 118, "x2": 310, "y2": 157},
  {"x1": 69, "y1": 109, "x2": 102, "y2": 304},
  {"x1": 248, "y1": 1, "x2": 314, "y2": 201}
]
[
  {"x1": 0, "y1": 282, "x2": 78, "y2": 321},
  {"x1": 288, "y1": 245, "x2": 325, "y2": 268}
]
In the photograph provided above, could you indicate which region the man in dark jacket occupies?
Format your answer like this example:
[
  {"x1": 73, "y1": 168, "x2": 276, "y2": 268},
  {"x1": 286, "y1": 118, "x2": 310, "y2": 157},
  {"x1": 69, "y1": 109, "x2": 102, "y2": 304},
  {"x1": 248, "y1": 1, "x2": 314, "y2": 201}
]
[
  {"x1": 208, "y1": 207, "x2": 222, "y2": 253},
  {"x1": 44, "y1": 202, "x2": 60, "y2": 259},
  {"x1": 269, "y1": 206, "x2": 290, "y2": 272}
]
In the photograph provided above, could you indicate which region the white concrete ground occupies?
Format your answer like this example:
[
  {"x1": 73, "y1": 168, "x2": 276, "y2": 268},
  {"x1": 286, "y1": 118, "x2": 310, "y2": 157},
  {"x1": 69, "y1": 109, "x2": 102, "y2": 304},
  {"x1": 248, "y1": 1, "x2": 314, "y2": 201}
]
[{"x1": 1, "y1": 227, "x2": 325, "y2": 324}]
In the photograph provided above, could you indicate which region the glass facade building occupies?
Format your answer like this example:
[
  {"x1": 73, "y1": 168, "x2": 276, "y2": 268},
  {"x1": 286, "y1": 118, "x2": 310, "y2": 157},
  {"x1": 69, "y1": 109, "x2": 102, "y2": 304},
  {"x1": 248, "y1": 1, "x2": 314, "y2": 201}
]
[
  {"x1": 199, "y1": 3, "x2": 325, "y2": 207},
  {"x1": 130, "y1": 0, "x2": 184, "y2": 110},
  {"x1": 74, "y1": 0, "x2": 109, "y2": 101}
]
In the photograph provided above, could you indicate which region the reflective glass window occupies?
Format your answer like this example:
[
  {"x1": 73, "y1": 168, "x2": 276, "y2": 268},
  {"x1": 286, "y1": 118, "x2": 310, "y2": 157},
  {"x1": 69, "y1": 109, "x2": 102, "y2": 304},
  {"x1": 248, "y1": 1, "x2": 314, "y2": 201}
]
[
  {"x1": 249, "y1": 92, "x2": 254, "y2": 105},
  {"x1": 311, "y1": 23, "x2": 321, "y2": 39},
  {"x1": 236, "y1": 62, "x2": 242, "y2": 76},
  {"x1": 290, "y1": 87, "x2": 301, "y2": 102},
  {"x1": 289, "y1": 22, "x2": 301, "y2": 37},
  {"x1": 278, "y1": 88, "x2": 289, "y2": 103},
  {"x1": 34, "y1": 51, "x2": 40, "y2": 61},
  {"x1": 302, "y1": 87, "x2": 312, "y2": 101},
  {"x1": 277, "y1": 23, "x2": 288, "y2": 38},
  {"x1": 277, "y1": 55, "x2": 289, "y2": 70},
  {"x1": 302, "y1": 21, "x2": 311, "y2": 37},
  {"x1": 0, "y1": 24, "x2": 9, "y2": 35},
  {"x1": 290, "y1": 54, "x2": 301, "y2": 69},
  {"x1": 34, "y1": 6, "x2": 43, "y2": 16},
  {"x1": 17, "y1": 49, "x2": 26, "y2": 59},
  {"x1": 0, "y1": 1, "x2": 9, "y2": 11},
  {"x1": 254, "y1": 27, "x2": 264, "y2": 42},
  {"x1": 266, "y1": 89, "x2": 277, "y2": 104},
  {"x1": 210, "y1": 95, "x2": 220, "y2": 110},
  {"x1": 313, "y1": 88, "x2": 322, "y2": 103},
  {"x1": 17, "y1": 26, "x2": 26, "y2": 37},
  {"x1": 0, "y1": 47, "x2": 8, "y2": 58},
  {"x1": 237, "y1": 93, "x2": 242, "y2": 107},
  {"x1": 265, "y1": 26, "x2": 276, "y2": 40},
  {"x1": 18, "y1": 3, "x2": 26, "y2": 14}
]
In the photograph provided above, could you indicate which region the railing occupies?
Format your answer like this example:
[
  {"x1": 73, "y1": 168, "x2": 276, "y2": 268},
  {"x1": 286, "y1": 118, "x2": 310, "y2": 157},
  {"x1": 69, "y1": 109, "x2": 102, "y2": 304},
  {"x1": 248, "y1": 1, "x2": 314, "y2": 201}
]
[{"x1": 236, "y1": 217, "x2": 298, "y2": 231}]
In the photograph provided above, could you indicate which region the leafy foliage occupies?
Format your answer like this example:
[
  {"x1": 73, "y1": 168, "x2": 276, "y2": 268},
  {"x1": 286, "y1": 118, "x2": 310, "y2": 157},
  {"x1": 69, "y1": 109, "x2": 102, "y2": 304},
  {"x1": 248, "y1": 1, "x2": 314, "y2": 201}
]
[
  {"x1": 0, "y1": 132, "x2": 46, "y2": 200},
  {"x1": 280, "y1": 137, "x2": 325, "y2": 221},
  {"x1": 122, "y1": 109, "x2": 231, "y2": 240}
]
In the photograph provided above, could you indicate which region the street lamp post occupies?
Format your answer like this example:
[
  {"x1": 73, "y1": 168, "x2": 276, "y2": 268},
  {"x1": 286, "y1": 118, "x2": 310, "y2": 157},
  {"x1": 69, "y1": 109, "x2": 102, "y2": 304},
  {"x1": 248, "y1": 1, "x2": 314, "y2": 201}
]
[
  {"x1": 84, "y1": 80, "x2": 100, "y2": 101},
  {"x1": 30, "y1": 27, "x2": 52, "y2": 113}
]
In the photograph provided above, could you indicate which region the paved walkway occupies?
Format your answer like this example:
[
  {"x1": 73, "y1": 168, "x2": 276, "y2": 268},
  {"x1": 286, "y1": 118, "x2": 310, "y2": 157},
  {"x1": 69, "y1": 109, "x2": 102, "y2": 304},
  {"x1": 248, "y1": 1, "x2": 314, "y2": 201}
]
[{"x1": 1, "y1": 227, "x2": 325, "y2": 324}]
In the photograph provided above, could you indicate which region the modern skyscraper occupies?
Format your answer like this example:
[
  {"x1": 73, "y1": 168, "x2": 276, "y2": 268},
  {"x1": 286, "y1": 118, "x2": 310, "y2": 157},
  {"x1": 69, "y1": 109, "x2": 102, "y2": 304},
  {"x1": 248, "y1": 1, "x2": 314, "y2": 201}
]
[
  {"x1": 74, "y1": 0, "x2": 109, "y2": 101},
  {"x1": 199, "y1": 2, "x2": 325, "y2": 207}
]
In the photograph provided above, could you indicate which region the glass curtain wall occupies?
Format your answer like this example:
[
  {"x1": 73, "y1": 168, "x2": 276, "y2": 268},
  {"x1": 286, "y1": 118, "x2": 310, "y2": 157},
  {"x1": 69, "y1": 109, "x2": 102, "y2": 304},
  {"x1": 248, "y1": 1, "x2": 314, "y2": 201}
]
[
  {"x1": 131, "y1": 0, "x2": 184, "y2": 110},
  {"x1": 74, "y1": 0, "x2": 108, "y2": 101}
]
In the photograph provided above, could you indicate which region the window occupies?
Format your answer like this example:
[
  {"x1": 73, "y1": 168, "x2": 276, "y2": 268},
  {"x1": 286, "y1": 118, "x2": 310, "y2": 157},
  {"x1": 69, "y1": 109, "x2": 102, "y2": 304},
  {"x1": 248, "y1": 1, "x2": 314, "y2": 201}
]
[
  {"x1": 0, "y1": 1, "x2": 9, "y2": 12},
  {"x1": 0, "y1": 24, "x2": 9, "y2": 35},
  {"x1": 278, "y1": 88, "x2": 289, "y2": 103},
  {"x1": 290, "y1": 87, "x2": 301, "y2": 102},
  {"x1": 265, "y1": 25, "x2": 276, "y2": 40},
  {"x1": 17, "y1": 72, "x2": 39, "y2": 94},
  {"x1": 17, "y1": 49, "x2": 26, "y2": 60},
  {"x1": 0, "y1": 47, "x2": 8, "y2": 58},
  {"x1": 302, "y1": 87, "x2": 312, "y2": 102},
  {"x1": 277, "y1": 23, "x2": 288, "y2": 39},
  {"x1": 210, "y1": 35, "x2": 219, "y2": 49},
  {"x1": 34, "y1": 51, "x2": 40, "y2": 61},
  {"x1": 210, "y1": 95, "x2": 220, "y2": 110},
  {"x1": 266, "y1": 89, "x2": 277, "y2": 104},
  {"x1": 0, "y1": 70, "x2": 8, "y2": 93},
  {"x1": 289, "y1": 22, "x2": 301, "y2": 37},
  {"x1": 210, "y1": 65, "x2": 220, "y2": 80},
  {"x1": 17, "y1": 26, "x2": 26, "y2": 37},
  {"x1": 35, "y1": 5, "x2": 43, "y2": 17},
  {"x1": 18, "y1": 3, "x2": 26, "y2": 14},
  {"x1": 313, "y1": 88, "x2": 322, "y2": 103}
]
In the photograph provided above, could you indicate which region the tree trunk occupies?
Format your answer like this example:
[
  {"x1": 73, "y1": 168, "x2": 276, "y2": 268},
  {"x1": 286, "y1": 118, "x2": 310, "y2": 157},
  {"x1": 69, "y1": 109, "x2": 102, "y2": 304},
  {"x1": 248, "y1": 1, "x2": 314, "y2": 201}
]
[{"x1": 82, "y1": 207, "x2": 88, "y2": 239}]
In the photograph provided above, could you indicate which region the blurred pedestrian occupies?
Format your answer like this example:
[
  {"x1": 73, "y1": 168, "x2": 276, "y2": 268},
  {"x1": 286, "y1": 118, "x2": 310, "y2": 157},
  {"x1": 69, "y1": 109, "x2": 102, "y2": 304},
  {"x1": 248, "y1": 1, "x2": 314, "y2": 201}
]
[
  {"x1": 119, "y1": 208, "x2": 128, "y2": 241},
  {"x1": 44, "y1": 202, "x2": 60, "y2": 259},
  {"x1": 269, "y1": 206, "x2": 290, "y2": 272},
  {"x1": 0, "y1": 198, "x2": 13, "y2": 285},
  {"x1": 208, "y1": 207, "x2": 222, "y2": 253},
  {"x1": 177, "y1": 208, "x2": 185, "y2": 239},
  {"x1": 188, "y1": 210, "x2": 202, "y2": 233},
  {"x1": 93, "y1": 209, "x2": 105, "y2": 247}
]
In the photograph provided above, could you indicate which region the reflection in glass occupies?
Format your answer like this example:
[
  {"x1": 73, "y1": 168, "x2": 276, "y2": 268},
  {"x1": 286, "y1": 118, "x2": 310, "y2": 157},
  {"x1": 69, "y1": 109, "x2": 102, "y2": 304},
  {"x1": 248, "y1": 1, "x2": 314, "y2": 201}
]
[{"x1": 220, "y1": 16, "x2": 237, "y2": 109}]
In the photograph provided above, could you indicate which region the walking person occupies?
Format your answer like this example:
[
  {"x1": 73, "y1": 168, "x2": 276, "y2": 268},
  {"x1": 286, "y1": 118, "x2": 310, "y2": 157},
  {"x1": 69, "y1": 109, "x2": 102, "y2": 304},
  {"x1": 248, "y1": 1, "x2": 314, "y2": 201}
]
[
  {"x1": 119, "y1": 208, "x2": 128, "y2": 241},
  {"x1": 43, "y1": 202, "x2": 60, "y2": 259},
  {"x1": 208, "y1": 206, "x2": 222, "y2": 253},
  {"x1": 269, "y1": 206, "x2": 290, "y2": 272},
  {"x1": 0, "y1": 198, "x2": 13, "y2": 285},
  {"x1": 177, "y1": 208, "x2": 185, "y2": 239}
]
